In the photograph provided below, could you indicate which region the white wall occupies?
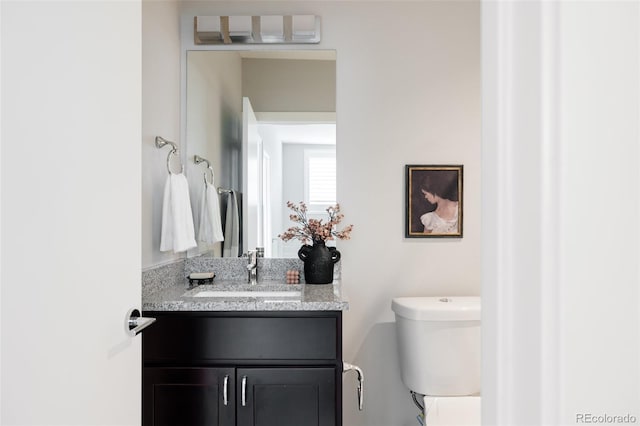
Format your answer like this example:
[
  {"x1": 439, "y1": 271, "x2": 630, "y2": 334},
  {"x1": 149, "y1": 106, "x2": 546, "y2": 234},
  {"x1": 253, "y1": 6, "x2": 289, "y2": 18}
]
[
  {"x1": 333, "y1": 4, "x2": 480, "y2": 425},
  {"x1": 142, "y1": 0, "x2": 182, "y2": 269},
  {"x1": 177, "y1": 2, "x2": 481, "y2": 425},
  {"x1": 559, "y1": 2, "x2": 639, "y2": 423},
  {"x1": 482, "y1": 2, "x2": 640, "y2": 425}
]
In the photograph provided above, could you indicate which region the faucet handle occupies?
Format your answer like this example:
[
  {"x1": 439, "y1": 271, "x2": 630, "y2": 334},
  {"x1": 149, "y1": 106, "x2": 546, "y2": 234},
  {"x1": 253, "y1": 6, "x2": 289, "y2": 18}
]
[
  {"x1": 245, "y1": 250, "x2": 257, "y2": 264},
  {"x1": 245, "y1": 250, "x2": 258, "y2": 284}
]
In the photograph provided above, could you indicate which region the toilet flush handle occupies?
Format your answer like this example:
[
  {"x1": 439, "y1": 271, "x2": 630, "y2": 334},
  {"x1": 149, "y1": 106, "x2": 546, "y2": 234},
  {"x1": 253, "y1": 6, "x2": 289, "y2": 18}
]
[{"x1": 343, "y1": 362, "x2": 364, "y2": 411}]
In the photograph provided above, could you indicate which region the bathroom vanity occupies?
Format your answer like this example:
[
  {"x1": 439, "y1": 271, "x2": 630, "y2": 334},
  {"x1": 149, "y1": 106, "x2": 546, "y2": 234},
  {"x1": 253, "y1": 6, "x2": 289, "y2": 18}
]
[
  {"x1": 142, "y1": 310, "x2": 342, "y2": 426},
  {"x1": 141, "y1": 265, "x2": 350, "y2": 426}
]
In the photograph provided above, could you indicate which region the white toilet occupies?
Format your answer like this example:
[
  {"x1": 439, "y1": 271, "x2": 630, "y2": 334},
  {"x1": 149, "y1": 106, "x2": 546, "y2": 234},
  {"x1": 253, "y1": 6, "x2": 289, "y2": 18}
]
[{"x1": 391, "y1": 296, "x2": 481, "y2": 426}]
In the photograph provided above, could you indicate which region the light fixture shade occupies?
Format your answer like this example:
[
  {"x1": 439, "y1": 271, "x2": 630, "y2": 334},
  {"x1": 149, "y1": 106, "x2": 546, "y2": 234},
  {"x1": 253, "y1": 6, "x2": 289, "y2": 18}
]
[
  {"x1": 261, "y1": 15, "x2": 284, "y2": 40},
  {"x1": 194, "y1": 16, "x2": 223, "y2": 43},
  {"x1": 196, "y1": 16, "x2": 220, "y2": 32},
  {"x1": 228, "y1": 16, "x2": 252, "y2": 37},
  {"x1": 292, "y1": 15, "x2": 316, "y2": 38}
]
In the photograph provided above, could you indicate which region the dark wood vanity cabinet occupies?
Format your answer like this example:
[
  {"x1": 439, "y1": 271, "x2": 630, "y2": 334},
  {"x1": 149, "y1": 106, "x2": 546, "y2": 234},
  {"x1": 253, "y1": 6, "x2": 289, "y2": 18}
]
[
  {"x1": 142, "y1": 311, "x2": 343, "y2": 426},
  {"x1": 143, "y1": 367, "x2": 235, "y2": 426}
]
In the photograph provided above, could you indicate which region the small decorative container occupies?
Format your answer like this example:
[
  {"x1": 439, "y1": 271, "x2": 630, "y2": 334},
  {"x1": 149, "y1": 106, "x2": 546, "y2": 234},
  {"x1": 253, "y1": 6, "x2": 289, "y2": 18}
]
[
  {"x1": 298, "y1": 240, "x2": 341, "y2": 284},
  {"x1": 286, "y1": 270, "x2": 300, "y2": 284}
]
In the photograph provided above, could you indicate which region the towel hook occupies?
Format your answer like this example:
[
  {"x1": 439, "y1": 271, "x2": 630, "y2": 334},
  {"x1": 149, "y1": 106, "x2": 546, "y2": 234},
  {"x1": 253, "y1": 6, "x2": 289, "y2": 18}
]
[
  {"x1": 155, "y1": 136, "x2": 184, "y2": 174},
  {"x1": 193, "y1": 155, "x2": 215, "y2": 186}
]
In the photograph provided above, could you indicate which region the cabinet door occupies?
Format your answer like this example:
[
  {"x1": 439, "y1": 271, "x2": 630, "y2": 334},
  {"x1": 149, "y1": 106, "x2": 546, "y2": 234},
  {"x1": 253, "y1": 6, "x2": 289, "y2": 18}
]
[
  {"x1": 237, "y1": 368, "x2": 336, "y2": 426},
  {"x1": 143, "y1": 367, "x2": 235, "y2": 426}
]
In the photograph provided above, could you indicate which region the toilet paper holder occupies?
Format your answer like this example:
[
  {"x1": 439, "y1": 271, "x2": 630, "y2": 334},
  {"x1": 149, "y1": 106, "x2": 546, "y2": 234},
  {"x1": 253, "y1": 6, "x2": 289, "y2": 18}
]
[{"x1": 343, "y1": 362, "x2": 364, "y2": 411}]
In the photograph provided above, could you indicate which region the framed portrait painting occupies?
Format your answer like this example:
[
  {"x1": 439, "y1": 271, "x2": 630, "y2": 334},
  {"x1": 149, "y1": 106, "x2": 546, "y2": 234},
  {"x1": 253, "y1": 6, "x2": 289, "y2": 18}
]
[{"x1": 405, "y1": 165, "x2": 463, "y2": 238}]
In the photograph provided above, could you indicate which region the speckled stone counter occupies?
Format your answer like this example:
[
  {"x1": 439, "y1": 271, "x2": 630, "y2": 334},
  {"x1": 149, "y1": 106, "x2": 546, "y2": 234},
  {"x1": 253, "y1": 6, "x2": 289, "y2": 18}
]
[
  {"x1": 142, "y1": 280, "x2": 349, "y2": 312},
  {"x1": 142, "y1": 255, "x2": 348, "y2": 311}
]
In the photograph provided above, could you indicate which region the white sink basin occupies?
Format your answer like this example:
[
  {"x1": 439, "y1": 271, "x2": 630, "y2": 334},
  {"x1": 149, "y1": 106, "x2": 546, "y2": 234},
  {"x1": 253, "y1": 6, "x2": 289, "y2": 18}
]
[{"x1": 191, "y1": 290, "x2": 302, "y2": 298}]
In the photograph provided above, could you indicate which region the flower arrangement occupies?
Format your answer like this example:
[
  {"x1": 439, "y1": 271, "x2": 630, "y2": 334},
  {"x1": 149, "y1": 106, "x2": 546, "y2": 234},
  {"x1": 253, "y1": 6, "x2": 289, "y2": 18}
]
[{"x1": 279, "y1": 201, "x2": 353, "y2": 245}]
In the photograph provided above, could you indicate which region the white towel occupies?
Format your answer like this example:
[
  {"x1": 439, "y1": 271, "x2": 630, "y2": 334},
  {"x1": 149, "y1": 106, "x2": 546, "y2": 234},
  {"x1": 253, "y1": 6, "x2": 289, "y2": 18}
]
[
  {"x1": 222, "y1": 190, "x2": 240, "y2": 257},
  {"x1": 197, "y1": 182, "x2": 224, "y2": 245},
  {"x1": 160, "y1": 173, "x2": 197, "y2": 253}
]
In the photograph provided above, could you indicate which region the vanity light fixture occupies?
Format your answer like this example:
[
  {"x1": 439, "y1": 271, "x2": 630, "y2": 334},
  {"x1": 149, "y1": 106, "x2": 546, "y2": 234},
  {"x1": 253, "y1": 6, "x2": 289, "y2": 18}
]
[{"x1": 194, "y1": 15, "x2": 321, "y2": 45}]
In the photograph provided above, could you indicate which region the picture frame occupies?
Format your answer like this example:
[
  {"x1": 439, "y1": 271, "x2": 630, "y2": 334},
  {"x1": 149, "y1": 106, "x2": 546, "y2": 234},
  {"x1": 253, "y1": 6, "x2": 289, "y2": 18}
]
[{"x1": 405, "y1": 165, "x2": 463, "y2": 238}]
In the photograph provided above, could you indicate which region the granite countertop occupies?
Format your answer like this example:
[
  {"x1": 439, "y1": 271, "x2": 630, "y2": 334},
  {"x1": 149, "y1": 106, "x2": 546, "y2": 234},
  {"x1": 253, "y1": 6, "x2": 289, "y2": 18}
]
[{"x1": 142, "y1": 280, "x2": 349, "y2": 312}]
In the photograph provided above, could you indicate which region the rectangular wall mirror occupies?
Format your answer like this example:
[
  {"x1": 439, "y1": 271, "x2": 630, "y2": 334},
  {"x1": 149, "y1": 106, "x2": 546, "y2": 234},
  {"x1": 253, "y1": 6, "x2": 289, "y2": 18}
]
[{"x1": 185, "y1": 50, "x2": 336, "y2": 258}]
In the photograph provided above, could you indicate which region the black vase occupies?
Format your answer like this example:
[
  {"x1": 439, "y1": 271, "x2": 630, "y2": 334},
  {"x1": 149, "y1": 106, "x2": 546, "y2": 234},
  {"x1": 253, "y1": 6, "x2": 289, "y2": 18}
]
[{"x1": 298, "y1": 240, "x2": 341, "y2": 284}]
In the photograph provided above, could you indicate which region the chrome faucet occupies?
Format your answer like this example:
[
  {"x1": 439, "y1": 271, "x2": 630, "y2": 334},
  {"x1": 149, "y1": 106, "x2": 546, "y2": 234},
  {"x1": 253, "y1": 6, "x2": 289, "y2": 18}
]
[{"x1": 246, "y1": 250, "x2": 258, "y2": 285}]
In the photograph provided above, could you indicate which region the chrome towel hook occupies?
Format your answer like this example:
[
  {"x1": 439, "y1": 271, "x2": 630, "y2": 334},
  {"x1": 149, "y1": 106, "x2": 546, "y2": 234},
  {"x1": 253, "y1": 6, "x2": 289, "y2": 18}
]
[
  {"x1": 193, "y1": 154, "x2": 233, "y2": 194},
  {"x1": 155, "y1": 136, "x2": 183, "y2": 174}
]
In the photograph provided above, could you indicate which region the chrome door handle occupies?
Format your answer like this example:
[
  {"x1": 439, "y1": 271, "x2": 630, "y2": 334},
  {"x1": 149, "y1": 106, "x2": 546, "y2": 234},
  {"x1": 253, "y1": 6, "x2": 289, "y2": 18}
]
[
  {"x1": 241, "y1": 375, "x2": 247, "y2": 406},
  {"x1": 125, "y1": 308, "x2": 156, "y2": 337},
  {"x1": 223, "y1": 375, "x2": 229, "y2": 406}
]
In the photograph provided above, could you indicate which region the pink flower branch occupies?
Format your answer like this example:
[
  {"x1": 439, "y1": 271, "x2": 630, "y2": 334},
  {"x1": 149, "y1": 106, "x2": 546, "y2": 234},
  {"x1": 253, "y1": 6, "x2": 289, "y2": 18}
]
[{"x1": 278, "y1": 202, "x2": 353, "y2": 245}]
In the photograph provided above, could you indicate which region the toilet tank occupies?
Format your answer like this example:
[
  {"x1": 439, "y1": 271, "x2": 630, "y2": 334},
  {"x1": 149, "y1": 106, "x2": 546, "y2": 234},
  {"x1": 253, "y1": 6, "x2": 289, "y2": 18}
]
[{"x1": 391, "y1": 296, "x2": 480, "y2": 396}]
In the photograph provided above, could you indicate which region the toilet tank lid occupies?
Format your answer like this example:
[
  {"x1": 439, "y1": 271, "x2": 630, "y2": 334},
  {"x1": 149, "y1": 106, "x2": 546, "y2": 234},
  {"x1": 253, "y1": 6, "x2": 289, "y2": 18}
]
[{"x1": 391, "y1": 297, "x2": 480, "y2": 321}]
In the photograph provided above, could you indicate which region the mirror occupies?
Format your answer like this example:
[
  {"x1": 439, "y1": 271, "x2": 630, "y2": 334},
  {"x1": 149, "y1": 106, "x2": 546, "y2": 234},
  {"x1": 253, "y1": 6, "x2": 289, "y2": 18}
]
[{"x1": 185, "y1": 50, "x2": 336, "y2": 258}]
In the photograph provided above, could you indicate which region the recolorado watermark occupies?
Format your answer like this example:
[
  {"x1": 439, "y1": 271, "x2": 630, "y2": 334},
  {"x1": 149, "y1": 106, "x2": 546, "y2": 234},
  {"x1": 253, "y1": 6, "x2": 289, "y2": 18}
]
[{"x1": 576, "y1": 413, "x2": 637, "y2": 424}]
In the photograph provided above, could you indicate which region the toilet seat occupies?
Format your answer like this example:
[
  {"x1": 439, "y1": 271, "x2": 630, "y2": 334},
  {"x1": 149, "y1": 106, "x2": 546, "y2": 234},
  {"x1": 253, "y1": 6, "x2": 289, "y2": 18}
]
[{"x1": 423, "y1": 396, "x2": 481, "y2": 426}]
